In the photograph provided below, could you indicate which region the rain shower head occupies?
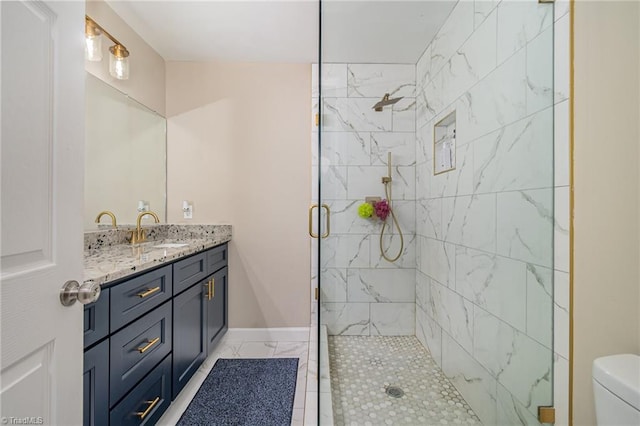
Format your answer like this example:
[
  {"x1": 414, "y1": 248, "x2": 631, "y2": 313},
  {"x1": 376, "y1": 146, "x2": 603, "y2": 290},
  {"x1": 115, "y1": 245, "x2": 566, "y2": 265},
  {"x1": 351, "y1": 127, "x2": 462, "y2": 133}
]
[{"x1": 372, "y1": 93, "x2": 403, "y2": 111}]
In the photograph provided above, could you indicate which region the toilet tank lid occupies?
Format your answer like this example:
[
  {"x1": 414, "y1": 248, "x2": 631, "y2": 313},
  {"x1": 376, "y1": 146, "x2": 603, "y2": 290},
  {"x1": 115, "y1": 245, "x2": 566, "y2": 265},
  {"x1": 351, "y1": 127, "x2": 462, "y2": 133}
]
[{"x1": 593, "y1": 354, "x2": 640, "y2": 410}]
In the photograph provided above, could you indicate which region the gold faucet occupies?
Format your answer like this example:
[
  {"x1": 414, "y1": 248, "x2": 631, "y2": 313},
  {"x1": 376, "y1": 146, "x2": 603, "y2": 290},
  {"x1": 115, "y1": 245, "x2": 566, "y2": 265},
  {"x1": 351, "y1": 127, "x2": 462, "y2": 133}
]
[
  {"x1": 95, "y1": 211, "x2": 117, "y2": 228},
  {"x1": 130, "y1": 211, "x2": 160, "y2": 244}
]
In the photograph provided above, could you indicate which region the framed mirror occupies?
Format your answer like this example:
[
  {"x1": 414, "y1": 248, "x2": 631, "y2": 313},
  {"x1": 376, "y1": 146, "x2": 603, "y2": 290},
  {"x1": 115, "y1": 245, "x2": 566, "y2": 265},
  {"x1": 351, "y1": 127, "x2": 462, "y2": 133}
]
[{"x1": 85, "y1": 73, "x2": 166, "y2": 230}]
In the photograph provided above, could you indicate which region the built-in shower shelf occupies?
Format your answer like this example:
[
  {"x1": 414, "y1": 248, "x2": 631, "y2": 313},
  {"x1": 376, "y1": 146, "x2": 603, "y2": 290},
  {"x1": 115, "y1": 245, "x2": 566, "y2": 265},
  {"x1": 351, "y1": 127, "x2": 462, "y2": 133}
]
[{"x1": 434, "y1": 110, "x2": 456, "y2": 175}]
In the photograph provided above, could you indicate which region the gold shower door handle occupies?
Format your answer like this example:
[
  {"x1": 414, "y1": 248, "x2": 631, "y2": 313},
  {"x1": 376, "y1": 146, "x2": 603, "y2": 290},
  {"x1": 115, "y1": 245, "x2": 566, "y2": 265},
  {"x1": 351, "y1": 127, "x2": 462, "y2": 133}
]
[
  {"x1": 309, "y1": 204, "x2": 331, "y2": 239},
  {"x1": 308, "y1": 204, "x2": 319, "y2": 238},
  {"x1": 321, "y1": 204, "x2": 330, "y2": 238}
]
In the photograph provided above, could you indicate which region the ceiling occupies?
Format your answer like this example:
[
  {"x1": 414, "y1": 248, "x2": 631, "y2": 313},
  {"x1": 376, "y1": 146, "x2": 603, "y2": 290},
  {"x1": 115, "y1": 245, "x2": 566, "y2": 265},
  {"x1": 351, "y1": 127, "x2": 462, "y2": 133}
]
[{"x1": 107, "y1": 1, "x2": 456, "y2": 64}]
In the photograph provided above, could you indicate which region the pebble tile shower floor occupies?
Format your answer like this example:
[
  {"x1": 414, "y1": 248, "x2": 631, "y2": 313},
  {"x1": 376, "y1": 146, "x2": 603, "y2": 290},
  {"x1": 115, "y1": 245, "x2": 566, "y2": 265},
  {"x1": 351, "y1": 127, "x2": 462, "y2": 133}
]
[{"x1": 329, "y1": 336, "x2": 481, "y2": 425}]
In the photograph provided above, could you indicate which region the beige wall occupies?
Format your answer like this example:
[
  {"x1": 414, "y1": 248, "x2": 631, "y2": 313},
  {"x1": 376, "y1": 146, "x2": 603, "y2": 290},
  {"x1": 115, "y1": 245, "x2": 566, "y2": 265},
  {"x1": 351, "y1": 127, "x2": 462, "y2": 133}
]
[
  {"x1": 573, "y1": 1, "x2": 640, "y2": 424},
  {"x1": 166, "y1": 62, "x2": 311, "y2": 328},
  {"x1": 85, "y1": 0, "x2": 166, "y2": 116}
]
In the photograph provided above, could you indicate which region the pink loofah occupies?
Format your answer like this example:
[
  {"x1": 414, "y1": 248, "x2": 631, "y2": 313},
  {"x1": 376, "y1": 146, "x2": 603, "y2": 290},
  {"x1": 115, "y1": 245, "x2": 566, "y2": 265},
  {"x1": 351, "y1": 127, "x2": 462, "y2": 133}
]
[{"x1": 374, "y1": 199, "x2": 390, "y2": 221}]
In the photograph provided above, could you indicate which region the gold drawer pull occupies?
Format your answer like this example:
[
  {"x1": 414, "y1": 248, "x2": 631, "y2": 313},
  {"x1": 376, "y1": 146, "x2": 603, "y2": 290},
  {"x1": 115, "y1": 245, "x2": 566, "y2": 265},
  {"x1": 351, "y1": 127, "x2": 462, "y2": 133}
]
[
  {"x1": 137, "y1": 337, "x2": 160, "y2": 353},
  {"x1": 137, "y1": 286, "x2": 160, "y2": 298},
  {"x1": 211, "y1": 278, "x2": 215, "y2": 299},
  {"x1": 204, "y1": 280, "x2": 212, "y2": 300},
  {"x1": 136, "y1": 396, "x2": 160, "y2": 419}
]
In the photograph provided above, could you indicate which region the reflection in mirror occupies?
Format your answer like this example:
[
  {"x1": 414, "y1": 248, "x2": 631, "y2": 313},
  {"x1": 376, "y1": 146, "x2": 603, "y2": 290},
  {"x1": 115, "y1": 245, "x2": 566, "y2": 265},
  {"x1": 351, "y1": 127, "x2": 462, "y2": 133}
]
[{"x1": 85, "y1": 73, "x2": 166, "y2": 230}]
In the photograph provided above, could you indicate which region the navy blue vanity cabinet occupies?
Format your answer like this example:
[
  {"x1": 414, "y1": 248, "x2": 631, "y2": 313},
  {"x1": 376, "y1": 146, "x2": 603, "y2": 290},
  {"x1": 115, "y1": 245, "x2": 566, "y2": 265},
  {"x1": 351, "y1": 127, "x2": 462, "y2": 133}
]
[
  {"x1": 172, "y1": 279, "x2": 207, "y2": 399},
  {"x1": 83, "y1": 242, "x2": 229, "y2": 426},
  {"x1": 83, "y1": 339, "x2": 109, "y2": 426},
  {"x1": 206, "y1": 266, "x2": 228, "y2": 355}
]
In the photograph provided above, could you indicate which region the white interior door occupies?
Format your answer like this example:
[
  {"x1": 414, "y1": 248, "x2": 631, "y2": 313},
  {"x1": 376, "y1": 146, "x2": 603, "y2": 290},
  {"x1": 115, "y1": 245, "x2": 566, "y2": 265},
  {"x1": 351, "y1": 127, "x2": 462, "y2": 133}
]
[{"x1": 1, "y1": 1, "x2": 85, "y2": 424}]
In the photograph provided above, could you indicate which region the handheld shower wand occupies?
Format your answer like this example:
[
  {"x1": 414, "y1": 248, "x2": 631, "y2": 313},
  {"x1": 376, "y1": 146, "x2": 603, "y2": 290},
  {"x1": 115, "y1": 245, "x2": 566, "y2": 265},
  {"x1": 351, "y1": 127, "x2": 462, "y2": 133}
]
[
  {"x1": 380, "y1": 152, "x2": 404, "y2": 262},
  {"x1": 382, "y1": 152, "x2": 391, "y2": 184}
]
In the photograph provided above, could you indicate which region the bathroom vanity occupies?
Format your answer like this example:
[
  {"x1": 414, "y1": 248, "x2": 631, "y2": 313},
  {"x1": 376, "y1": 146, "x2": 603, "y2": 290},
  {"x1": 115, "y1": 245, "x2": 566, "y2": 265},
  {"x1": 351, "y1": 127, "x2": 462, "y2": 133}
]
[{"x1": 82, "y1": 225, "x2": 231, "y2": 426}]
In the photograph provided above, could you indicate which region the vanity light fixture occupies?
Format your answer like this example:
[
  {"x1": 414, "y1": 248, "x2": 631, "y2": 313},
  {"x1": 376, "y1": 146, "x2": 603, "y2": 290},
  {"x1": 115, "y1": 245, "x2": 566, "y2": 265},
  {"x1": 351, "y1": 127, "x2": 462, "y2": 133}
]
[{"x1": 85, "y1": 15, "x2": 130, "y2": 80}]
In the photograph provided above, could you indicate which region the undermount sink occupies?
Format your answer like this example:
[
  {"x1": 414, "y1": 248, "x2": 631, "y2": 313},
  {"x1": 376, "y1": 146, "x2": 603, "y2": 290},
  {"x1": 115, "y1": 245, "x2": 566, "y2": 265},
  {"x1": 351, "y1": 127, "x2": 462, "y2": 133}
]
[{"x1": 152, "y1": 243, "x2": 189, "y2": 249}]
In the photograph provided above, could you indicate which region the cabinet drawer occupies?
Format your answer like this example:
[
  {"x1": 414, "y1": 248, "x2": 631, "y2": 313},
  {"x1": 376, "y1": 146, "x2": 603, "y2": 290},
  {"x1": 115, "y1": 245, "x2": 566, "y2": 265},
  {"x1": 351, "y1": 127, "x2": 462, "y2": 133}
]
[
  {"x1": 110, "y1": 301, "x2": 172, "y2": 406},
  {"x1": 84, "y1": 339, "x2": 109, "y2": 426},
  {"x1": 110, "y1": 265, "x2": 172, "y2": 333},
  {"x1": 84, "y1": 288, "x2": 109, "y2": 348},
  {"x1": 206, "y1": 243, "x2": 228, "y2": 274},
  {"x1": 173, "y1": 252, "x2": 206, "y2": 295},
  {"x1": 109, "y1": 354, "x2": 172, "y2": 426}
]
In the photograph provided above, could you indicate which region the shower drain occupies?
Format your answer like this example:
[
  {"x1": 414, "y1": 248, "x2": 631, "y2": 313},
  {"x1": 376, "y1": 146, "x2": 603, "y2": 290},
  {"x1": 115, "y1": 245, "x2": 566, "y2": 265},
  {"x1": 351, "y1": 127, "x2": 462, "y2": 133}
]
[{"x1": 385, "y1": 386, "x2": 405, "y2": 398}]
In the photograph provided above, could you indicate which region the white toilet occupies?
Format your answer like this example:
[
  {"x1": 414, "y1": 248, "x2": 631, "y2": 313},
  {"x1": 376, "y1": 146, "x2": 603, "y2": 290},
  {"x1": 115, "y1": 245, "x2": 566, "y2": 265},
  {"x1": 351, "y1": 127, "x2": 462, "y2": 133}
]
[{"x1": 593, "y1": 354, "x2": 640, "y2": 425}]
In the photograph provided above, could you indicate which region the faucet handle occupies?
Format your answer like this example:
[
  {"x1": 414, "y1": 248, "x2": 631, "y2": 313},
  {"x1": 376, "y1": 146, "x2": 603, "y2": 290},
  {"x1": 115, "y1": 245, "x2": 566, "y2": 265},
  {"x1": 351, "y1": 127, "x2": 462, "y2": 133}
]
[{"x1": 128, "y1": 229, "x2": 147, "y2": 245}]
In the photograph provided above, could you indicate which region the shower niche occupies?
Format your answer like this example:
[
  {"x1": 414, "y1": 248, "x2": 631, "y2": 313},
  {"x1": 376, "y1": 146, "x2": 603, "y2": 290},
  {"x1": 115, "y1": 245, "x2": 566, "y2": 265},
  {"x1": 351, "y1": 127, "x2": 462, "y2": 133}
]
[{"x1": 434, "y1": 111, "x2": 456, "y2": 175}]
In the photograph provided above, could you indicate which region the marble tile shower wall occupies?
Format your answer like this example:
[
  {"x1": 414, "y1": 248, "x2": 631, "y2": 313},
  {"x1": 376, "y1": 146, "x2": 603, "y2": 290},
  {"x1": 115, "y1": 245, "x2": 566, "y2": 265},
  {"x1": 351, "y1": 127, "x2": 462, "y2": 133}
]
[
  {"x1": 311, "y1": 63, "x2": 417, "y2": 336},
  {"x1": 413, "y1": 1, "x2": 569, "y2": 425}
]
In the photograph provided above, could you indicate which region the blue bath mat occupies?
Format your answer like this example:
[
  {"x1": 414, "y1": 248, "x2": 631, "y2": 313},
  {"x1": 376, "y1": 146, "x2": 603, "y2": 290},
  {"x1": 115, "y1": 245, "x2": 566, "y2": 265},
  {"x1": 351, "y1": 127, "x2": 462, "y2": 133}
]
[{"x1": 177, "y1": 358, "x2": 299, "y2": 426}]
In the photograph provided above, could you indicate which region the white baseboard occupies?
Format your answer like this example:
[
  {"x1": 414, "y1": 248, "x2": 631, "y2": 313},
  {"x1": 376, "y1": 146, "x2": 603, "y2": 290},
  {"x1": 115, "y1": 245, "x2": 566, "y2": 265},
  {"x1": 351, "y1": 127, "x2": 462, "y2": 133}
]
[{"x1": 225, "y1": 327, "x2": 311, "y2": 342}]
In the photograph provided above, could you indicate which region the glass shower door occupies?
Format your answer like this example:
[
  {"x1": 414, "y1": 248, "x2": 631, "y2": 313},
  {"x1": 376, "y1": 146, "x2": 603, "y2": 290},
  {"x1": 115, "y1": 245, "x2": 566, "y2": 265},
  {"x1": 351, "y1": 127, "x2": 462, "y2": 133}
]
[{"x1": 316, "y1": 1, "x2": 557, "y2": 424}]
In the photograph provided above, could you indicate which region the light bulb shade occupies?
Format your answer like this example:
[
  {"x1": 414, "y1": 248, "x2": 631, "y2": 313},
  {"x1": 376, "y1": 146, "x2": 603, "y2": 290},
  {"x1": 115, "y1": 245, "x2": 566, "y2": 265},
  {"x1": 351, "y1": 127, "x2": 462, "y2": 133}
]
[
  {"x1": 85, "y1": 34, "x2": 102, "y2": 61},
  {"x1": 85, "y1": 19, "x2": 102, "y2": 61},
  {"x1": 109, "y1": 45, "x2": 129, "y2": 80}
]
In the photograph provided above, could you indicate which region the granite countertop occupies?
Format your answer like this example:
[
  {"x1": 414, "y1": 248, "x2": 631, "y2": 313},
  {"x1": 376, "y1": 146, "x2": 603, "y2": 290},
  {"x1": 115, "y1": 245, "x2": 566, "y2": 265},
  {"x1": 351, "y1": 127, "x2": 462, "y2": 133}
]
[{"x1": 84, "y1": 224, "x2": 231, "y2": 286}]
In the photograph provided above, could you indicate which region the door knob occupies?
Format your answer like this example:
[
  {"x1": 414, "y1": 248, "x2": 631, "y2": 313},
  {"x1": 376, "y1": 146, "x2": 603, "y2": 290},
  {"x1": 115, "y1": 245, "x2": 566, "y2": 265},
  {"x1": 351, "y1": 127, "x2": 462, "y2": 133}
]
[{"x1": 60, "y1": 280, "x2": 101, "y2": 306}]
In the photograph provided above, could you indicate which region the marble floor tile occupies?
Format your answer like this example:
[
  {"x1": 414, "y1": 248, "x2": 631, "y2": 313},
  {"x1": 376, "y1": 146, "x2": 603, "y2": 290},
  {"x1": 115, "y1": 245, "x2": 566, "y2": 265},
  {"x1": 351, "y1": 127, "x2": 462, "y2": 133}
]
[
  {"x1": 237, "y1": 341, "x2": 277, "y2": 357},
  {"x1": 294, "y1": 376, "x2": 308, "y2": 409},
  {"x1": 276, "y1": 341, "x2": 309, "y2": 358},
  {"x1": 211, "y1": 341, "x2": 241, "y2": 358},
  {"x1": 292, "y1": 408, "x2": 305, "y2": 426},
  {"x1": 304, "y1": 392, "x2": 319, "y2": 426}
]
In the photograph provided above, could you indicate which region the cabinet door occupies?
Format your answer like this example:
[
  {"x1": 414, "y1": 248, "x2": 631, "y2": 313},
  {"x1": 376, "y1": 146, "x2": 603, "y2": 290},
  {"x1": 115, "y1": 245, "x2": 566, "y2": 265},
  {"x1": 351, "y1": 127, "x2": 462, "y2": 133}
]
[
  {"x1": 84, "y1": 339, "x2": 109, "y2": 426},
  {"x1": 172, "y1": 280, "x2": 206, "y2": 399},
  {"x1": 206, "y1": 267, "x2": 228, "y2": 355}
]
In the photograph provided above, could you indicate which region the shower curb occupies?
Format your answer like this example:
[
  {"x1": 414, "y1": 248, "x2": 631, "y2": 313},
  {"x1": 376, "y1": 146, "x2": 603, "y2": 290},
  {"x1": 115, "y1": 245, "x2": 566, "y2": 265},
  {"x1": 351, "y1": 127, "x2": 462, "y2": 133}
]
[{"x1": 319, "y1": 325, "x2": 334, "y2": 423}]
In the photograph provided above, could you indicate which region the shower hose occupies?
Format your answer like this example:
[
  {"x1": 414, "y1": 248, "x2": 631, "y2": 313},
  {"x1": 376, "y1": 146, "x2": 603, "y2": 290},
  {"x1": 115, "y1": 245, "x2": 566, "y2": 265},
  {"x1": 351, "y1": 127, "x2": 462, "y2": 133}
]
[{"x1": 380, "y1": 179, "x2": 404, "y2": 262}]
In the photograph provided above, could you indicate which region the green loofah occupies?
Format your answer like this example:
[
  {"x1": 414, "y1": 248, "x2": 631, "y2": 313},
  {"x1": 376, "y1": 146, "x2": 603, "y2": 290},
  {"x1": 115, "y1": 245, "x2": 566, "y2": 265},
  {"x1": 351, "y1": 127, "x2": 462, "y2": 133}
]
[{"x1": 358, "y1": 202, "x2": 374, "y2": 218}]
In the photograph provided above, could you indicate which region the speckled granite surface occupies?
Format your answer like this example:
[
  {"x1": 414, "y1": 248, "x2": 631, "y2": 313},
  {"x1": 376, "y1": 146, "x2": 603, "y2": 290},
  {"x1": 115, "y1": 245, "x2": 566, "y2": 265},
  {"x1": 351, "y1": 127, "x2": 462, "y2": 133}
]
[
  {"x1": 84, "y1": 225, "x2": 169, "y2": 250},
  {"x1": 84, "y1": 224, "x2": 231, "y2": 286}
]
